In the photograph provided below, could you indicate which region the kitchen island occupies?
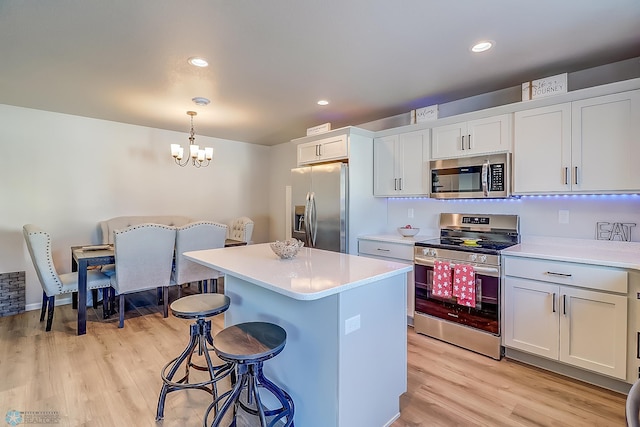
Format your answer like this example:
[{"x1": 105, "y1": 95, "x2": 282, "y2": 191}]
[{"x1": 185, "y1": 243, "x2": 412, "y2": 427}]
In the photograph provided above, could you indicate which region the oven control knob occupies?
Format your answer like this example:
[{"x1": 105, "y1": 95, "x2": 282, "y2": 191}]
[
  {"x1": 430, "y1": 249, "x2": 438, "y2": 257},
  {"x1": 479, "y1": 255, "x2": 487, "y2": 263},
  {"x1": 469, "y1": 254, "x2": 478, "y2": 262}
]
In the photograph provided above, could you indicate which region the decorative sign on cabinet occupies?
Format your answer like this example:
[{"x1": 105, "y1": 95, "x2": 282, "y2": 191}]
[
  {"x1": 521, "y1": 73, "x2": 568, "y2": 101},
  {"x1": 415, "y1": 105, "x2": 438, "y2": 123}
]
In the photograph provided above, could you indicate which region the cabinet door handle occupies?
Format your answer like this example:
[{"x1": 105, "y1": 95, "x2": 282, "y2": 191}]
[
  {"x1": 562, "y1": 294, "x2": 567, "y2": 315},
  {"x1": 376, "y1": 248, "x2": 390, "y2": 252},
  {"x1": 315, "y1": 144, "x2": 319, "y2": 156},
  {"x1": 574, "y1": 166, "x2": 579, "y2": 185},
  {"x1": 394, "y1": 178, "x2": 398, "y2": 191},
  {"x1": 468, "y1": 134, "x2": 471, "y2": 150},
  {"x1": 545, "y1": 271, "x2": 572, "y2": 278},
  {"x1": 398, "y1": 177, "x2": 402, "y2": 190},
  {"x1": 552, "y1": 293, "x2": 556, "y2": 313},
  {"x1": 461, "y1": 135, "x2": 465, "y2": 150},
  {"x1": 564, "y1": 167, "x2": 569, "y2": 185},
  {"x1": 636, "y1": 332, "x2": 640, "y2": 359}
]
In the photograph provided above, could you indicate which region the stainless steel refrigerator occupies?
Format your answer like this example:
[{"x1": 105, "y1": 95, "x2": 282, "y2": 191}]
[{"x1": 291, "y1": 162, "x2": 348, "y2": 253}]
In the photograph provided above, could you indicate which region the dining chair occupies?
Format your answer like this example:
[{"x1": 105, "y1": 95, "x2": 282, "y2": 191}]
[
  {"x1": 23, "y1": 224, "x2": 111, "y2": 332},
  {"x1": 627, "y1": 378, "x2": 640, "y2": 427},
  {"x1": 109, "y1": 223, "x2": 176, "y2": 328},
  {"x1": 228, "y1": 216, "x2": 254, "y2": 244},
  {"x1": 173, "y1": 221, "x2": 227, "y2": 299}
]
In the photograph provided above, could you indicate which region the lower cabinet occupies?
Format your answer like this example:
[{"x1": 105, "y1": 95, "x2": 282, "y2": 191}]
[
  {"x1": 358, "y1": 237, "x2": 415, "y2": 324},
  {"x1": 504, "y1": 256, "x2": 628, "y2": 380}
]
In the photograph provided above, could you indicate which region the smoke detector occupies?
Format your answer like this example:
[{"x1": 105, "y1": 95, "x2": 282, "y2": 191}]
[{"x1": 192, "y1": 97, "x2": 211, "y2": 106}]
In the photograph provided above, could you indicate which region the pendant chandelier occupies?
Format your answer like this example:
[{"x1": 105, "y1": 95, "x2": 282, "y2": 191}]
[{"x1": 170, "y1": 111, "x2": 213, "y2": 168}]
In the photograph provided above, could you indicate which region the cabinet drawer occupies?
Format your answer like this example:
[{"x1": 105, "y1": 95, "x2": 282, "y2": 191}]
[
  {"x1": 504, "y1": 256, "x2": 628, "y2": 294},
  {"x1": 358, "y1": 240, "x2": 414, "y2": 261}
]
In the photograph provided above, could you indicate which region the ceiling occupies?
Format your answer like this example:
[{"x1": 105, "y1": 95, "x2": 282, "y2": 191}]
[{"x1": 1, "y1": 1, "x2": 639, "y2": 146}]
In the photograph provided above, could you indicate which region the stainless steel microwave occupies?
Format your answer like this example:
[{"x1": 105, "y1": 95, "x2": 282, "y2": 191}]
[{"x1": 430, "y1": 153, "x2": 511, "y2": 199}]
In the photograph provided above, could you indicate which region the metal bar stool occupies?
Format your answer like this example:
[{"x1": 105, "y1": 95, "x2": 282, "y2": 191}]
[
  {"x1": 156, "y1": 294, "x2": 235, "y2": 421},
  {"x1": 203, "y1": 322, "x2": 295, "y2": 427}
]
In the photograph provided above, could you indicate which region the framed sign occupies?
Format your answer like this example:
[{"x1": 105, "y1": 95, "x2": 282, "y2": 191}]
[
  {"x1": 306, "y1": 123, "x2": 331, "y2": 136},
  {"x1": 522, "y1": 73, "x2": 568, "y2": 101},
  {"x1": 415, "y1": 105, "x2": 438, "y2": 123}
]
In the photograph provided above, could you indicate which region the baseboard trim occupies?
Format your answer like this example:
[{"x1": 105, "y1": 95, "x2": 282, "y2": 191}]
[
  {"x1": 25, "y1": 296, "x2": 72, "y2": 312},
  {"x1": 504, "y1": 347, "x2": 631, "y2": 395}
]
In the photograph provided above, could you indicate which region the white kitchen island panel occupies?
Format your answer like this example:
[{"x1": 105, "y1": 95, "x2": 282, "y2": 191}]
[{"x1": 185, "y1": 243, "x2": 410, "y2": 427}]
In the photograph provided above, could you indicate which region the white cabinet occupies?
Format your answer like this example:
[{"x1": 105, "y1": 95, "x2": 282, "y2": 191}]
[
  {"x1": 513, "y1": 103, "x2": 571, "y2": 193},
  {"x1": 431, "y1": 114, "x2": 512, "y2": 159},
  {"x1": 514, "y1": 89, "x2": 640, "y2": 194},
  {"x1": 504, "y1": 256, "x2": 628, "y2": 379},
  {"x1": 297, "y1": 134, "x2": 348, "y2": 165},
  {"x1": 572, "y1": 90, "x2": 640, "y2": 192},
  {"x1": 358, "y1": 237, "x2": 415, "y2": 324},
  {"x1": 373, "y1": 130, "x2": 429, "y2": 196}
]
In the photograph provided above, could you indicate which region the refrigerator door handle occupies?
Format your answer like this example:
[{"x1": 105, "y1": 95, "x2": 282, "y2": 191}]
[
  {"x1": 309, "y1": 192, "x2": 318, "y2": 247},
  {"x1": 304, "y1": 192, "x2": 312, "y2": 246}
]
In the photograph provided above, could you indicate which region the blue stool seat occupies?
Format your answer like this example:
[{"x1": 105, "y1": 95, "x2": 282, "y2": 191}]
[
  {"x1": 156, "y1": 294, "x2": 234, "y2": 421},
  {"x1": 204, "y1": 322, "x2": 294, "y2": 427}
]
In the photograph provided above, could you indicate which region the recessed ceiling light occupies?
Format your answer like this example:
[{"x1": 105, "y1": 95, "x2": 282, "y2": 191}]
[
  {"x1": 188, "y1": 57, "x2": 209, "y2": 67},
  {"x1": 317, "y1": 100, "x2": 329, "y2": 106},
  {"x1": 471, "y1": 41, "x2": 494, "y2": 53}
]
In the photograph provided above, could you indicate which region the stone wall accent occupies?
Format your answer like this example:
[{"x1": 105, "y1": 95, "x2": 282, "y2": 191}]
[{"x1": 0, "y1": 271, "x2": 26, "y2": 317}]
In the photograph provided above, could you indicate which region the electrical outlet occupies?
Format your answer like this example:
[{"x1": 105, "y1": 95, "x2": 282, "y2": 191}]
[
  {"x1": 345, "y1": 315, "x2": 360, "y2": 335},
  {"x1": 558, "y1": 210, "x2": 569, "y2": 224},
  {"x1": 408, "y1": 208, "x2": 414, "y2": 218}
]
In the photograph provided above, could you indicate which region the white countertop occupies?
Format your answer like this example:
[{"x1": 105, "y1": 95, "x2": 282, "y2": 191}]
[
  {"x1": 358, "y1": 233, "x2": 438, "y2": 245},
  {"x1": 184, "y1": 243, "x2": 412, "y2": 301},
  {"x1": 501, "y1": 236, "x2": 640, "y2": 270}
]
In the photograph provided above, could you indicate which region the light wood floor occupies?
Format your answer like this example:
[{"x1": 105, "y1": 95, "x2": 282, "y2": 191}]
[{"x1": 0, "y1": 287, "x2": 627, "y2": 427}]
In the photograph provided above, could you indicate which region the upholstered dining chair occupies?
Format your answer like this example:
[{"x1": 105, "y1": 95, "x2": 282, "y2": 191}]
[
  {"x1": 23, "y1": 224, "x2": 111, "y2": 332},
  {"x1": 227, "y1": 216, "x2": 254, "y2": 244},
  {"x1": 109, "y1": 223, "x2": 176, "y2": 328},
  {"x1": 173, "y1": 221, "x2": 227, "y2": 298},
  {"x1": 627, "y1": 378, "x2": 640, "y2": 426}
]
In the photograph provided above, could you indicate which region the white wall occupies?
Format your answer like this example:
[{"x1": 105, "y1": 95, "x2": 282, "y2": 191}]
[
  {"x1": 0, "y1": 104, "x2": 270, "y2": 308},
  {"x1": 385, "y1": 195, "x2": 640, "y2": 241}
]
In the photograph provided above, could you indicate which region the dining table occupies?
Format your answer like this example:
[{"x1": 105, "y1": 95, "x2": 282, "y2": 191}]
[{"x1": 70, "y1": 239, "x2": 246, "y2": 335}]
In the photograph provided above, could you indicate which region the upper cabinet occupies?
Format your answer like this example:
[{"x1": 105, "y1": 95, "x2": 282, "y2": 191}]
[
  {"x1": 514, "y1": 89, "x2": 640, "y2": 194},
  {"x1": 513, "y1": 103, "x2": 572, "y2": 193},
  {"x1": 297, "y1": 134, "x2": 348, "y2": 165},
  {"x1": 373, "y1": 130, "x2": 430, "y2": 197},
  {"x1": 431, "y1": 114, "x2": 512, "y2": 159}
]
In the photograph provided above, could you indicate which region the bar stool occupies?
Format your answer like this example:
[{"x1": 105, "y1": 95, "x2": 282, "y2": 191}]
[
  {"x1": 203, "y1": 322, "x2": 295, "y2": 427},
  {"x1": 156, "y1": 294, "x2": 234, "y2": 421}
]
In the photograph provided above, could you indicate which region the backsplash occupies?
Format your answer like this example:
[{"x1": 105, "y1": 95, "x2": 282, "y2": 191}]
[{"x1": 386, "y1": 195, "x2": 640, "y2": 242}]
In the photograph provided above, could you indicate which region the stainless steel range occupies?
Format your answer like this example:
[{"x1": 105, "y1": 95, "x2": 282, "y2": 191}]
[{"x1": 413, "y1": 213, "x2": 519, "y2": 360}]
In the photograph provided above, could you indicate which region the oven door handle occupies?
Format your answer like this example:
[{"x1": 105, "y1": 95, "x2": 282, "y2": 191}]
[{"x1": 414, "y1": 257, "x2": 499, "y2": 276}]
